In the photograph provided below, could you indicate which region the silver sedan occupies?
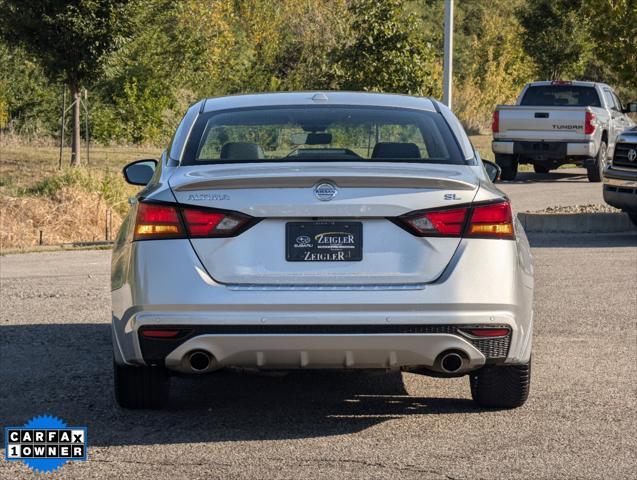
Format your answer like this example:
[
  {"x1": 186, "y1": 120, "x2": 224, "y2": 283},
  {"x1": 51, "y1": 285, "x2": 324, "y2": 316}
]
[{"x1": 112, "y1": 92, "x2": 534, "y2": 409}]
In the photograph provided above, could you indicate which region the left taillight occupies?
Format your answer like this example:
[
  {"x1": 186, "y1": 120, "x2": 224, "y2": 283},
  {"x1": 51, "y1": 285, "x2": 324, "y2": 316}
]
[
  {"x1": 134, "y1": 202, "x2": 254, "y2": 241},
  {"x1": 134, "y1": 203, "x2": 185, "y2": 240},
  {"x1": 397, "y1": 201, "x2": 514, "y2": 239}
]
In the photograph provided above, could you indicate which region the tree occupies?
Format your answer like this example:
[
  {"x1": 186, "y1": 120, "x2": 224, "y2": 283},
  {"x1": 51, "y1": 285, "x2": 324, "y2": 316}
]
[
  {"x1": 517, "y1": 0, "x2": 590, "y2": 80},
  {"x1": 334, "y1": 0, "x2": 437, "y2": 95},
  {"x1": 584, "y1": 0, "x2": 637, "y2": 91},
  {"x1": 0, "y1": 0, "x2": 134, "y2": 165}
]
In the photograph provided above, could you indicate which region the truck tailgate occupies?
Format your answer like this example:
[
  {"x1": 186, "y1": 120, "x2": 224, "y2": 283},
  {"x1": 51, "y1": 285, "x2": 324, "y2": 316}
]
[{"x1": 496, "y1": 106, "x2": 591, "y2": 142}]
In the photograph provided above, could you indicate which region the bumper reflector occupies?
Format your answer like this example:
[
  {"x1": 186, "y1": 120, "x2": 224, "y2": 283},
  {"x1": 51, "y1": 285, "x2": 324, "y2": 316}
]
[
  {"x1": 141, "y1": 329, "x2": 182, "y2": 338},
  {"x1": 459, "y1": 328, "x2": 510, "y2": 338}
]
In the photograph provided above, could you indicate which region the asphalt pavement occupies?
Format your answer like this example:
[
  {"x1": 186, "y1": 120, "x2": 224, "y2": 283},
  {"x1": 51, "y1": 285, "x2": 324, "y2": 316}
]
[
  {"x1": 1, "y1": 234, "x2": 636, "y2": 479},
  {"x1": 498, "y1": 168, "x2": 604, "y2": 212}
]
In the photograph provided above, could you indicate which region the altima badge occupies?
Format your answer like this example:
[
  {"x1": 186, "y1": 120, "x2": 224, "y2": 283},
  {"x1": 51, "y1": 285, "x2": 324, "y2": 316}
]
[{"x1": 314, "y1": 182, "x2": 337, "y2": 201}]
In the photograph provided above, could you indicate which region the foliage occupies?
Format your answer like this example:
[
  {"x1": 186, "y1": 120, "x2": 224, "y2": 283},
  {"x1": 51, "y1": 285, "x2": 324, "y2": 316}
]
[
  {"x1": 517, "y1": 0, "x2": 591, "y2": 80},
  {"x1": 584, "y1": 0, "x2": 637, "y2": 91},
  {"x1": 1, "y1": 0, "x2": 635, "y2": 145},
  {"x1": 334, "y1": 0, "x2": 438, "y2": 96},
  {"x1": 0, "y1": 0, "x2": 134, "y2": 88},
  {"x1": 22, "y1": 167, "x2": 131, "y2": 214},
  {"x1": 453, "y1": 0, "x2": 535, "y2": 132}
]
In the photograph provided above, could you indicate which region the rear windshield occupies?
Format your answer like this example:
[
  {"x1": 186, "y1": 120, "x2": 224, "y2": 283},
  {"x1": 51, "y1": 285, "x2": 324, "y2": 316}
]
[
  {"x1": 181, "y1": 106, "x2": 465, "y2": 165},
  {"x1": 520, "y1": 86, "x2": 601, "y2": 107}
]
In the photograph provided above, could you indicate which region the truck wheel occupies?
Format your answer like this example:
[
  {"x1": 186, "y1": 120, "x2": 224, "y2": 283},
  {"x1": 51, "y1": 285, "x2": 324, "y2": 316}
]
[
  {"x1": 114, "y1": 361, "x2": 170, "y2": 409},
  {"x1": 470, "y1": 361, "x2": 531, "y2": 409},
  {"x1": 533, "y1": 165, "x2": 550, "y2": 174},
  {"x1": 495, "y1": 154, "x2": 518, "y2": 181},
  {"x1": 587, "y1": 141, "x2": 606, "y2": 183}
]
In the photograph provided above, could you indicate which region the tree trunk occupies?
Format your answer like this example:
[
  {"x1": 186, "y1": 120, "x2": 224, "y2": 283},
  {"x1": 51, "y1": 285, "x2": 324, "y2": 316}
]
[{"x1": 70, "y1": 84, "x2": 81, "y2": 167}]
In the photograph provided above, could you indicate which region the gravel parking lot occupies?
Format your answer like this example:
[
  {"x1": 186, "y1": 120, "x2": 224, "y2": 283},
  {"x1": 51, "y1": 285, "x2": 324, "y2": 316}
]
[
  {"x1": 1, "y1": 234, "x2": 636, "y2": 479},
  {"x1": 498, "y1": 168, "x2": 605, "y2": 212}
]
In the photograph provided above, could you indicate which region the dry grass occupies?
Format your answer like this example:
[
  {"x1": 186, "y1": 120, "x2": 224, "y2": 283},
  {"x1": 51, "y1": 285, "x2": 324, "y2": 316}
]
[
  {"x1": 0, "y1": 145, "x2": 157, "y2": 250},
  {"x1": 1, "y1": 187, "x2": 123, "y2": 249},
  {"x1": 0, "y1": 137, "x2": 509, "y2": 250},
  {"x1": 0, "y1": 144, "x2": 162, "y2": 189}
]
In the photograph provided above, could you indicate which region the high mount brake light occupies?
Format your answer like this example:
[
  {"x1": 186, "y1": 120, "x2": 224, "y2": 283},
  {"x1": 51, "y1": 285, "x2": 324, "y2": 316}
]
[
  {"x1": 133, "y1": 203, "x2": 253, "y2": 240},
  {"x1": 399, "y1": 201, "x2": 514, "y2": 239}
]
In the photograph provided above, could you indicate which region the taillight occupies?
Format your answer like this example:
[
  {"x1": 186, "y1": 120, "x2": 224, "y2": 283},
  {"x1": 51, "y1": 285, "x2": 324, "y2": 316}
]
[
  {"x1": 133, "y1": 202, "x2": 255, "y2": 240},
  {"x1": 491, "y1": 110, "x2": 499, "y2": 134},
  {"x1": 467, "y1": 201, "x2": 514, "y2": 239},
  {"x1": 134, "y1": 203, "x2": 185, "y2": 240},
  {"x1": 402, "y1": 208, "x2": 469, "y2": 236},
  {"x1": 181, "y1": 207, "x2": 250, "y2": 237},
  {"x1": 584, "y1": 111, "x2": 596, "y2": 135},
  {"x1": 397, "y1": 201, "x2": 514, "y2": 239}
]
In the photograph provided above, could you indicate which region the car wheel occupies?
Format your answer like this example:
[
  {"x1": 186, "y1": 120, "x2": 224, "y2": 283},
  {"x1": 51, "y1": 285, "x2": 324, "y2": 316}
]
[
  {"x1": 495, "y1": 154, "x2": 518, "y2": 181},
  {"x1": 533, "y1": 164, "x2": 550, "y2": 174},
  {"x1": 587, "y1": 141, "x2": 606, "y2": 183},
  {"x1": 470, "y1": 361, "x2": 531, "y2": 409},
  {"x1": 114, "y1": 360, "x2": 170, "y2": 409}
]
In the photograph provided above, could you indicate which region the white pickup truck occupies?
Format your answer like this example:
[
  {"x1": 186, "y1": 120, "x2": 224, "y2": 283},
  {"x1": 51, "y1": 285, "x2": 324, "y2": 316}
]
[{"x1": 492, "y1": 81, "x2": 636, "y2": 182}]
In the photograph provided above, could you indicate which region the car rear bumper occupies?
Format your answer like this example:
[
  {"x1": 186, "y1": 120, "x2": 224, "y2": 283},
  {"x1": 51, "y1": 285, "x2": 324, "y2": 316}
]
[
  {"x1": 603, "y1": 167, "x2": 637, "y2": 212},
  {"x1": 492, "y1": 140, "x2": 596, "y2": 159},
  {"x1": 111, "y1": 236, "x2": 534, "y2": 370}
]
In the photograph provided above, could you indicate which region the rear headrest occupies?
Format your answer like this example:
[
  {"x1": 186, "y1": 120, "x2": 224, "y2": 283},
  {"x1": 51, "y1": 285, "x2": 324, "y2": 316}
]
[
  {"x1": 371, "y1": 142, "x2": 421, "y2": 159},
  {"x1": 220, "y1": 142, "x2": 265, "y2": 160}
]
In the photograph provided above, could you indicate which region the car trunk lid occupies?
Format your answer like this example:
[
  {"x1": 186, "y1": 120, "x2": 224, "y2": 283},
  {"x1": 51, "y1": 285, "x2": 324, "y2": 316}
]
[{"x1": 168, "y1": 162, "x2": 479, "y2": 285}]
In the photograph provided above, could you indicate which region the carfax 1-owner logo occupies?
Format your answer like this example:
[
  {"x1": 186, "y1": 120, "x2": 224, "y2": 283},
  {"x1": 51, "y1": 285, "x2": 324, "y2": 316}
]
[{"x1": 4, "y1": 415, "x2": 88, "y2": 474}]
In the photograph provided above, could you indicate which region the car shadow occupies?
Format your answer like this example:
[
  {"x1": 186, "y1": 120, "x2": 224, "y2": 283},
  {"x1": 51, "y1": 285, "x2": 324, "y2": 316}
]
[
  {"x1": 0, "y1": 324, "x2": 483, "y2": 447},
  {"x1": 500, "y1": 169, "x2": 590, "y2": 184}
]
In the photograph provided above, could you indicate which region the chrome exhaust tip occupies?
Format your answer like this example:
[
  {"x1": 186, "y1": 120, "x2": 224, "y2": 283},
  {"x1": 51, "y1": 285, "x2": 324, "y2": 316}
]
[
  {"x1": 436, "y1": 350, "x2": 467, "y2": 374},
  {"x1": 187, "y1": 350, "x2": 214, "y2": 373}
]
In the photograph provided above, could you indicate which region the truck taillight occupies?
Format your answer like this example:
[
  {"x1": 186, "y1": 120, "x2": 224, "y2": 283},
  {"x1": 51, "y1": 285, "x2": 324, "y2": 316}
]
[
  {"x1": 585, "y1": 111, "x2": 596, "y2": 135},
  {"x1": 491, "y1": 110, "x2": 500, "y2": 134},
  {"x1": 134, "y1": 202, "x2": 255, "y2": 241},
  {"x1": 397, "y1": 201, "x2": 514, "y2": 239}
]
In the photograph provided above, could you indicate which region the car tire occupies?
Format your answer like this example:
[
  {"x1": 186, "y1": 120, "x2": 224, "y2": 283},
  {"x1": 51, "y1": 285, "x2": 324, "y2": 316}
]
[
  {"x1": 533, "y1": 164, "x2": 550, "y2": 174},
  {"x1": 587, "y1": 141, "x2": 606, "y2": 183},
  {"x1": 114, "y1": 361, "x2": 170, "y2": 409},
  {"x1": 470, "y1": 361, "x2": 531, "y2": 409},
  {"x1": 495, "y1": 154, "x2": 518, "y2": 181}
]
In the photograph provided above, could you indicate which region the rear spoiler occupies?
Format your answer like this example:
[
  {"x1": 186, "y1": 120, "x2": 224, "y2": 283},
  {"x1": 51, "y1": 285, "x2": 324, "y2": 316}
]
[{"x1": 171, "y1": 174, "x2": 476, "y2": 191}]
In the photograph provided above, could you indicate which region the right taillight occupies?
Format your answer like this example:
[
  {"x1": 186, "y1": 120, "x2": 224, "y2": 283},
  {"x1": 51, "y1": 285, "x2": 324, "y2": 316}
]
[
  {"x1": 585, "y1": 111, "x2": 596, "y2": 135},
  {"x1": 467, "y1": 201, "x2": 514, "y2": 239},
  {"x1": 133, "y1": 202, "x2": 255, "y2": 241},
  {"x1": 491, "y1": 110, "x2": 500, "y2": 134},
  {"x1": 397, "y1": 201, "x2": 514, "y2": 239}
]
